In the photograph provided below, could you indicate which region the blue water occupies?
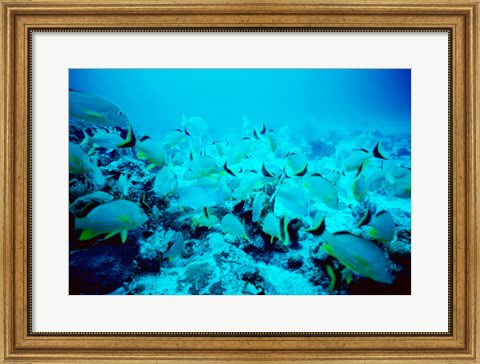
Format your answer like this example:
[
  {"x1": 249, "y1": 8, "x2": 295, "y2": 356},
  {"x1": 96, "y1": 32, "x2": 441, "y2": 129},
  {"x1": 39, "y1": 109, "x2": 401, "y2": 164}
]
[{"x1": 69, "y1": 69, "x2": 410, "y2": 139}]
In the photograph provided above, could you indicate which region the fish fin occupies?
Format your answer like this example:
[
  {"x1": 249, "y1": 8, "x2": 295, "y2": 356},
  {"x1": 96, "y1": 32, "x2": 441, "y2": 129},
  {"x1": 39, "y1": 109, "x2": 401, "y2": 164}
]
[
  {"x1": 141, "y1": 192, "x2": 151, "y2": 211},
  {"x1": 118, "y1": 125, "x2": 136, "y2": 148},
  {"x1": 357, "y1": 209, "x2": 372, "y2": 227},
  {"x1": 223, "y1": 161, "x2": 236, "y2": 177},
  {"x1": 87, "y1": 147, "x2": 95, "y2": 156},
  {"x1": 326, "y1": 265, "x2": 336, "y2": 292},
  {"x1": 260, "y1": 123, "x2": 266, "y2": 135},
  {"x1": 367, "y1": 227, "x2": 380, "y2": 240},
  {"x1": 81, "y1": 130, "x2": 89, "y2": 145},
  {"x1": 79, "y1": 229, "x2": 98, "y2": 241},
  {"x1": 375, "y1": 210, "x2": 388, "y2": 218},
  {"x1": 281, "y1": 216, "x2": 290, "y2": 246},
  {"x1": 241, "y1": 218, "x2": 252, "y2": 243},
  {"x1": 341, "y1": 268, "x2": 353, "y2": 284},
  {"x1": 146, "y1": 164, "x2": 156, "y2": 171},
  {"x1": 373, "y1": 141, "x2": 387, "y2": 160},
  {"x1": 321, "y1": 244, "x2": 335, "y2": 256},
  {"x1": 262, "y1": 163, "x2": 274, "y2": 178},
  {"x1": 120, "y1": 230, "x2": 127, "y2": 243},
  {"x1": 355, "y1": 163, "x2": 365, "y2": 178},
  {"x1": 295, "y1": 163, "x2": 308, "y2": 177},
  {"x1": 191, "y1": 215, "x2": 199, "y2": 227},
  {"x1": 305, "y1": 216, "x2": 326, "y2": 236},
  {"x1": 137, "y1": 151, "x2": 148, "y2": 160},
  {"x1": 104, "y1": 230, "x2": 119, "y2": 240}
]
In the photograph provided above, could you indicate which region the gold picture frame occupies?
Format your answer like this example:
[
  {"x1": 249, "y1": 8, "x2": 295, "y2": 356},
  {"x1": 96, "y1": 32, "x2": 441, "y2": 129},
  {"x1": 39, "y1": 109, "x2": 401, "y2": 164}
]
[{"x1": 1, "y1": 0, "x2": 478, "y2": 362}]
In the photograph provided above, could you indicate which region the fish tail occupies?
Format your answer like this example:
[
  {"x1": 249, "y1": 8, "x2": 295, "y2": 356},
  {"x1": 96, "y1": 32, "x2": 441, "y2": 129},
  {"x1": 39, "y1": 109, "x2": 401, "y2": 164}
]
[
  {"x1": 326, "y1": 265, "x2": 336, "y2": 292},
  {"x1": 372, "y1": 141, "x2": 387, "y2": 160},
  {"x1": 81, "y1": 130, "x2": 89, "y2": 146},
  {"x1": 118, "y1": 125, "x2": 136, "y2": 148},
  {"x1": 305, "y1": 215, "x2": 326, "y2": 236},
  {"x1": 357, "y1": 209, "x2": 372, "y2": 227}
]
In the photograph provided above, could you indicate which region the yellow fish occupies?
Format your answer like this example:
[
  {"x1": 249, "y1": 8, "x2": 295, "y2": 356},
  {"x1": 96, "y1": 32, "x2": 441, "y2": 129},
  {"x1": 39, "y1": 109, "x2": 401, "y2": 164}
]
[
  {"x1": 358, "y1": 210, "x2": 395, "y2": 243},
  {"x1": 69, "y1": 90, "x2": 130, "y2": 127},
  {"x1": 136, "y1": 136, "x2": 167, "y2": 170},
  {"x1": 322, "y1": 231, "x2": 393, "y2": 284},
  {"x1": 221, "y1": 214, "x2": 251, "y2": 242},
  {"x1": 75, "y1": 200, "x2": 148, "y2": 243}
]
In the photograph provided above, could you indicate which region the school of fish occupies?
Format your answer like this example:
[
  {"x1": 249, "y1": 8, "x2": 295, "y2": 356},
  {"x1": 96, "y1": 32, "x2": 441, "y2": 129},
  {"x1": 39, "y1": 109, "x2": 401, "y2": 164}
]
[{"x1": 69, "y1": 90, "x2": 411, "y2": 293}]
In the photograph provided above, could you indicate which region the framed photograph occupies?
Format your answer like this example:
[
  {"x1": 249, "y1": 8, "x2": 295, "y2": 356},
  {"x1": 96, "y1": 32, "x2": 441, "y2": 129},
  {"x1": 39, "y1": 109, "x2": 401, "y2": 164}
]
[{"x1": 1, "y1": 0, "x2": 478, "y2": 363}]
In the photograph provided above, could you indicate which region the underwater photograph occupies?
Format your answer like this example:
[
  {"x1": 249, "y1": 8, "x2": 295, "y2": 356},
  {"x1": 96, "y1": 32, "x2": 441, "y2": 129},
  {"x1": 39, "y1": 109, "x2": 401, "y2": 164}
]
[{"x1": 69, "y1": 69, "x2": 411, "y2": 295}]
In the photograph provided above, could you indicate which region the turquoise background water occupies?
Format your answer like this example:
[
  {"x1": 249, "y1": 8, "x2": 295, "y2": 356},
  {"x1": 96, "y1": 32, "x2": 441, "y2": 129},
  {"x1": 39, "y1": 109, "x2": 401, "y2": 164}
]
[{"x1": 69, "y1": 69, "x2": 411, "y2": 138}]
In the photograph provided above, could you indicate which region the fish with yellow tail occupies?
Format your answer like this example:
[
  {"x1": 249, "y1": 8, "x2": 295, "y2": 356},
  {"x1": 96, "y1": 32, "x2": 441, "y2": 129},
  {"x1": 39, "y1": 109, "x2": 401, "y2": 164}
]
[
  {"x1": 304, "y1": 173, "x2": 339, "y2": 209},
  {"x1": 192, "y1": 207, "x2": 219, "y2": 229},
  {"x1": 153, "y1": 166, "x2": 176, "y2": 196},
  {"x1": 81, "y1": 124, "x2": 136, "y2": 155},
  {"x1": 357, "y1": 209, "x2": 396, "y2": 243},
  {"x1": 273, "y1": 183, "x2": 308, "y2": 218},
  {"x1": 351, "y1": 163, "x2": 368, "y2": 202},
  {"x1": 343, "y1": 141, "x2": 388, "y2": 172},
  {"x1": 286, "y1": 151, "x2": 308, "y2": 176},
  {"x1": 228, "y1": 138, "x2": 254, "y2": 165},
  {"x1": 69, "y1": 90, "x2": 131, "y2": 127},
  {"x1": 163, "y1": 232, "x2": 185, "y2": 262},
  {"x1": 69, "y1": 142, "x2": 105, "y2": 188},
  {"x1": 322, "y1": 231, "x2": 393, "y2": 284},
  {"x1": 221, "y1": 214, "x2": 252, "y2": 243},
  {"x1": 135, "y1": 135, "x2": 168, "y2": 170},
  {"x1": 261, "y1": 213, "x2": 282, "y2": 245},
  {"x1": 260, "y1": 213, "x2": 292, "y2": 246},
  {"x1": 304, "y1": 216, "x2": 393, "y2": 284},
  {"x1": 75, "y1": 199, "x2": 148, "y2": 243}
]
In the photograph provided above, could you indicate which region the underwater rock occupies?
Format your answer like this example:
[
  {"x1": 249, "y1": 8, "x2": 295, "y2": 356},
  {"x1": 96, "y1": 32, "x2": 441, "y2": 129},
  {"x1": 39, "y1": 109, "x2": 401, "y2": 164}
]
[
  {"x1": 396, "y1": 227, "x2": 411, "y2": 242},
  {"x1": 351, "y1": 201, "x2": 377, "y2": 222},
  {"x1": 287, "y1": 219, "x2": 303, "y2": 250},
  {"x1": 69, "y1": 178, "x2": 92, "y2": 203},
  {"x1": 70, "y1": 191, "x2": 114, "y2": 217},
  {"x1": 257, "y1": 262, "x2": 318, "y2": 295},
  {"x1": 244, "y1": 282, "x2": 261, "y2": 295},
  {"x1": 396, "y1": 147, "x2": 411, "y2": 157},
  {"x1": 308, "y1": 138, "x2": 336, "y2": 158},
  {"x1": 208, "y1": 281, "x2": 226, "y2": 295},
  {"x1": 138, "y1": 228, "x2": 176, "y2": 260},
  {"x1": 136, "y1": 256, "x2": 161, "y2": 274},
  {"x1": 69, "y1": 240, "x2": 137, "y2": 295},
  {"x1": 287, "y1": 256, "x2": 304, "y2": 270},
  {"x1": 69, "y1": 124, "x2": 87, "y2": 144},
  {"x1": 180, "y1": 261, "x2": 216, "y2": 294},
  {"x1": 271, "y1": 239, "x2": 290, "y2": 253},
  {"x1": 241, "y1": 271, "x2": 265, "y2": 295},
  {"x1": 388, "y1": 237, "x2": 411, "y2": 255}
]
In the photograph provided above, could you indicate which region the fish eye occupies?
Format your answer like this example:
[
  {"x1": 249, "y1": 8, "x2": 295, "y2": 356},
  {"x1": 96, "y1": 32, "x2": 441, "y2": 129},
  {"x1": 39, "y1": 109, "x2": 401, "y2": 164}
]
[{"x1": 118, "y1": 111, "x2": 123, "y2": 116}]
